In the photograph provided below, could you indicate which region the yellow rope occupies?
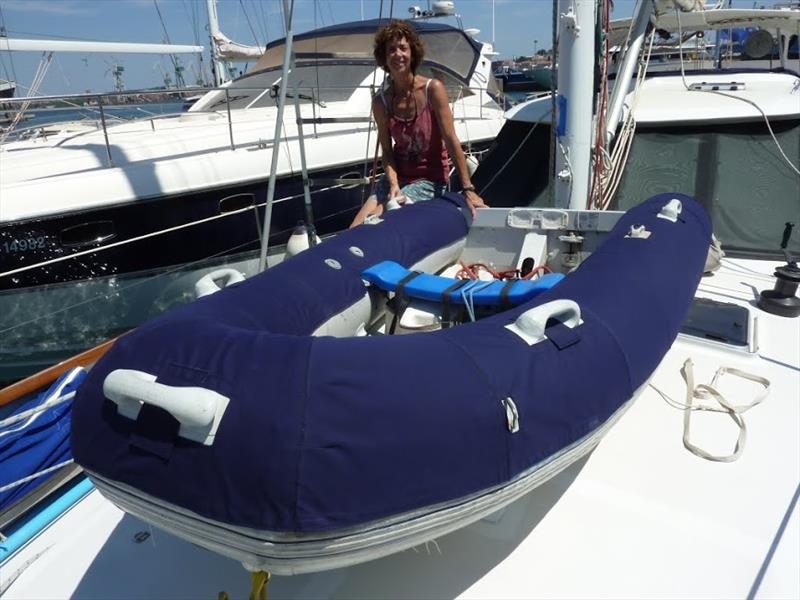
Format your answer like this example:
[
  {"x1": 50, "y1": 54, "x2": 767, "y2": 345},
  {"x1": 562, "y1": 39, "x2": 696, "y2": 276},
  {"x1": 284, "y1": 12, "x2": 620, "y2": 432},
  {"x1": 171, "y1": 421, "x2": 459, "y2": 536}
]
[{"x1": 249, "y1": 570, "x2": 271, "y2": 600}]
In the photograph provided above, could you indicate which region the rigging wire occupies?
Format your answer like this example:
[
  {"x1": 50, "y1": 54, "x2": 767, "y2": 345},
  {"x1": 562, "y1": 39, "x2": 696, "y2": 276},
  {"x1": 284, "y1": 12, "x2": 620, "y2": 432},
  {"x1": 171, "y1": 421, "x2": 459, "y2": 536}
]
[
  {"x1": 548, "y1": 0, "x2": 558, "y2": 206},
  {"x1": 0, "y1": 2, "x2": 19, "y2": 85},
  {"x1": 360, "y1": 0, "x2": 388, "y2": 202},
  {"x1": 181, "y1": 0, "x2": 207, "y2": 85},
  {"x1": 252, "y1": 0, "x2": 270, "y2": 49},
  {"x1": 152, "y1": 0, "x2": 183, "y2": 86},
  {"x1": 325, "y1": 0, "x2": 336, "y2": 27},
  {"x1": 238, "y1": 0, "x2": 263, "y2": 48},
  {"x1": 588, "y1": 0, "x2": 612, "y2": 209},
  {"x1": 478, "y1": 110, "x2": 552, "y2": 196},
  {"x1": 0, "y1": 51, "x2": 53, "y2": 143}
]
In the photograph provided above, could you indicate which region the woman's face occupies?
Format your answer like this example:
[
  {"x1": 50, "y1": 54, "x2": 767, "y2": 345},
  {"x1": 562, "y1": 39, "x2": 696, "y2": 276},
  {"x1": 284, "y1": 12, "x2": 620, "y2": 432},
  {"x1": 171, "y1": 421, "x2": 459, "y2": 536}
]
[{"x1": 385, "y1": 36, "x2": 412, "y2": 76}]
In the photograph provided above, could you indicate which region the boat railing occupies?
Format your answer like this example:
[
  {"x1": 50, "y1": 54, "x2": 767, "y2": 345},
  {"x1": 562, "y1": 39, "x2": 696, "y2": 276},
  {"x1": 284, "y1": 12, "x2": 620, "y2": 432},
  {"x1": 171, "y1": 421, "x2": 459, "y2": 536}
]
[{"x1": 1, "y1": 82, "x2": 498, "y2": 164}]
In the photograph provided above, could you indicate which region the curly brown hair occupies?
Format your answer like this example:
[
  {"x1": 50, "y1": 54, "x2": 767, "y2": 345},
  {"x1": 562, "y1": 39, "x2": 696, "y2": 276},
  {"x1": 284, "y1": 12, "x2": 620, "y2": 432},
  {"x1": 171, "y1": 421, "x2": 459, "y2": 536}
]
[{"x1": 373, "y1": 20, "x2": 425, "y2": 74}]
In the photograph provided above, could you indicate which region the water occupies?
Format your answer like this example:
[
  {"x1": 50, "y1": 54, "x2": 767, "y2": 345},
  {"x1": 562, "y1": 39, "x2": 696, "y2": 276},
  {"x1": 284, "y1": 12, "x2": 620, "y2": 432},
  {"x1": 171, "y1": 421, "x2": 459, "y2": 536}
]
[
  {"x1": 0, "y1": 249, "x2": 268, "y2": 386},
  {"x1": 0, "y1": 97, "x2": 241, "y2": 386}
]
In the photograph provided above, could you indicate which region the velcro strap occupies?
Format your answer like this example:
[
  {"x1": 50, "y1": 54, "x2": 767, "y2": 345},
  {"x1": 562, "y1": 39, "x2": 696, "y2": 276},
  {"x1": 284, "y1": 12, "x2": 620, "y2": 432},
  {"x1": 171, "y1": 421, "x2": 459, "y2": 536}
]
[
  {"x1": 499, "y1": 280, "x2": 515, "y2": 308},
  {"x1": 442, "y1": 278, "x2": 471, "y2": 325},
  {"x1": 396, "y1": 270, "x2": 422, "y2": 300},
  {"x1": 546, "y1": 322, "x2": 581, "y2": 350}
]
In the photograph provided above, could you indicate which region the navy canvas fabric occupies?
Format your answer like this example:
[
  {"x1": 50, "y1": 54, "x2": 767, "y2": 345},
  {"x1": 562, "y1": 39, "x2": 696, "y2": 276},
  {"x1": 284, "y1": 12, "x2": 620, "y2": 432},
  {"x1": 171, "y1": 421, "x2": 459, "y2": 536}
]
[
  {"x1": 72, "y1": 193, "x2": 710, "y2": 534},
  {"x1": 1, "y1": 369, "x2": 85, "y2": 511}
]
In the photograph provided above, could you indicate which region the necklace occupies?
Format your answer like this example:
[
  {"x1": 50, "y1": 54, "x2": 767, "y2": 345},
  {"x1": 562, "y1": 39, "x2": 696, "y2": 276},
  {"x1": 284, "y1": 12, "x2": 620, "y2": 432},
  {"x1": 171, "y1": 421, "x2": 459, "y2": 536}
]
[{"x1": 391, "y1": 76, "x2": 417, "y2": 121}]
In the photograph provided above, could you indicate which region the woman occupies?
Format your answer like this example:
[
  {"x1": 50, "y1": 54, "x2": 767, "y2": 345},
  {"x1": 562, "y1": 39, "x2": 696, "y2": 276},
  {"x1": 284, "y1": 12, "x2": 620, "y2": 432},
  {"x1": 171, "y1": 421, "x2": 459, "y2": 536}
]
[{"x1": 350, "y1": 20, "x2": 486, "y2": 227}]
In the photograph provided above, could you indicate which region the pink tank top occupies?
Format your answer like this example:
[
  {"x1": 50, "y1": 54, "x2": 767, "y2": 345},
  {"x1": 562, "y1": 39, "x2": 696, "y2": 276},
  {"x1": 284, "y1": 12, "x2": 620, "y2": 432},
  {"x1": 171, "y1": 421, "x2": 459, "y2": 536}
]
[{"x1": 382, "y1": 79, "x2": 449, "y2": 186}]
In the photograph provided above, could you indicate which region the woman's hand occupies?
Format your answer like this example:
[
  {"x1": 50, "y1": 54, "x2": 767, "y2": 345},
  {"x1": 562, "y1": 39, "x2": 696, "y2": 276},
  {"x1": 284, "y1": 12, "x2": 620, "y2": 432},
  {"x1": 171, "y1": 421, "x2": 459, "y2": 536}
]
[
  {"x1": 389, "y1": 183, "x2": 404, "y2": 203},
  {"x1": 464, "y1": 189, "x2": 487, "y2": 218}
]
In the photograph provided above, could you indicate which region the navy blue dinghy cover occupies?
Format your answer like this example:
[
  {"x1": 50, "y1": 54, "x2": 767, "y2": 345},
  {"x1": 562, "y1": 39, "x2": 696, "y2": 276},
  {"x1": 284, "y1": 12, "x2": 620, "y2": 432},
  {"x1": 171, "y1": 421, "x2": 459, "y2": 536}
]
[{"x1": 72, "y1": 193, "x2": 711, "y2": 534}]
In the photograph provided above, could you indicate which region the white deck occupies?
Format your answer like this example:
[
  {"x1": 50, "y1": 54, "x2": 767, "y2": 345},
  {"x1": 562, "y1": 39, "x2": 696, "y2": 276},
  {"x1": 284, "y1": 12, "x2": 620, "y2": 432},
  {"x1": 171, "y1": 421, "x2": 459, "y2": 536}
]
[{"x1": 3, "y1": 255, "x2": 798, "y2": 599}]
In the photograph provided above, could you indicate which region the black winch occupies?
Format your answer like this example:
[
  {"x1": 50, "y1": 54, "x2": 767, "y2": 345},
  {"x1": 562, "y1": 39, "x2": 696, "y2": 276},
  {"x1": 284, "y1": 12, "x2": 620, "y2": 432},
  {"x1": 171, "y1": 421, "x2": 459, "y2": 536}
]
[{"x1": 758, "y1": 222, "x2": 800, "y2": 318}]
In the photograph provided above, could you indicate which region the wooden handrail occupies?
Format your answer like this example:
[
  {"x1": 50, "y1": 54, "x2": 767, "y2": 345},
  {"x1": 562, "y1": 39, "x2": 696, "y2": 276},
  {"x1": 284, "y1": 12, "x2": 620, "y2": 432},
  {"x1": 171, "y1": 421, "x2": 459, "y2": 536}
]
[{"x1": 0, "y1": 336, "x2": 120, "y2": 408}]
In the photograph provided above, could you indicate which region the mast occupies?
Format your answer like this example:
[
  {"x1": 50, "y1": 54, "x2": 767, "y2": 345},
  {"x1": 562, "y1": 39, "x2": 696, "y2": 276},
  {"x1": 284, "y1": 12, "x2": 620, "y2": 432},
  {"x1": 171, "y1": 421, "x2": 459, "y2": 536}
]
[
  {"x1": 554, "y1": 0, "x2": 597, "y2": 210},
  {"x1": 206, "y1": 0, "x2": 226, "y2": 86}
]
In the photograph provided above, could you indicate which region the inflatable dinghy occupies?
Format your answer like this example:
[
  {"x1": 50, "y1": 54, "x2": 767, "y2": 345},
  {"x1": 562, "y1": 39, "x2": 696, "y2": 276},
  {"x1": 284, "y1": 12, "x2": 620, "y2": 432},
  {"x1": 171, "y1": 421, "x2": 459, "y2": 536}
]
[{"x1": 72, "y1": 193, "x2": 711, "y2": 575}]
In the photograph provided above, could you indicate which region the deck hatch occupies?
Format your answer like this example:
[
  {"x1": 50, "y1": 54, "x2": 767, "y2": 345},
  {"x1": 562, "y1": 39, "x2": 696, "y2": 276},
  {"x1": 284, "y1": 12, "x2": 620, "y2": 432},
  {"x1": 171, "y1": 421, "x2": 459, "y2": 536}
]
[{"x1": 679, "y1": 297, "x2": 749, "y2": 347}]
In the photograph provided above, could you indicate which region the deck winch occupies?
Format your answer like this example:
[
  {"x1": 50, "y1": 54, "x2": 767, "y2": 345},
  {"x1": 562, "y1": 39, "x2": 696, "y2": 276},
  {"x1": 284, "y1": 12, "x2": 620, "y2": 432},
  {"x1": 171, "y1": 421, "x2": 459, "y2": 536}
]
[{"x1": 758, "y1": 222, "x2": 800, "y2": 318}]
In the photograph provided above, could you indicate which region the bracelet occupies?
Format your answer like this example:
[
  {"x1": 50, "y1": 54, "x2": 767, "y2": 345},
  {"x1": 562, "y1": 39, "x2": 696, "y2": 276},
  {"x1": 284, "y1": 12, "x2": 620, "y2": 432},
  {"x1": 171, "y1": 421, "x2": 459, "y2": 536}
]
[{"x1": 462, "y1": 185, "x2": 476, "y2": 193}]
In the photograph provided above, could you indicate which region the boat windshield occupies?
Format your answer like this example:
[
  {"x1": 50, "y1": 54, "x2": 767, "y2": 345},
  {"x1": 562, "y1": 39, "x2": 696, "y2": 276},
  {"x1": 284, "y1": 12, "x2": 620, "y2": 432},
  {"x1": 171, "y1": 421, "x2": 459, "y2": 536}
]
[
  {"x1": 202, "y1": 63, "x2": 377, "y2": 110},
  {"x1": 197, "y1": 62, "x2": 477, "y2": 112}
]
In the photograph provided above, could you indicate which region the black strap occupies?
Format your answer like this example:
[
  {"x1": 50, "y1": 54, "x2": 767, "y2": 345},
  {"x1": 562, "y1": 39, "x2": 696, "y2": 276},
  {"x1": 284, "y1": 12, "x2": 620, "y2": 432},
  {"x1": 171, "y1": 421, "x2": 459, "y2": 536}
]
[
  {"x1": 441, "y1": 278, "x2": 471, "y2": 327},
  {"x1": 389, "y1": 271, "x2": 422, "y2": 334},
  {"x1": 396, "y1": 270, "x2": 422, "y2": 299},
  {"x1": 499, "y1": 280, "x2": 515, "y2": 309}
]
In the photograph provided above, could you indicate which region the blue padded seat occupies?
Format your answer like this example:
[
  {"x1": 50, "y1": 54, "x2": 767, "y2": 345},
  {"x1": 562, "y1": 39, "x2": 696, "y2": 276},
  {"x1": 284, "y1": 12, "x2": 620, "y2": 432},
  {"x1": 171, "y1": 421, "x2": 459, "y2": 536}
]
[{"x1": 361, "y1": 260, "x2": 564, "y2": 306}]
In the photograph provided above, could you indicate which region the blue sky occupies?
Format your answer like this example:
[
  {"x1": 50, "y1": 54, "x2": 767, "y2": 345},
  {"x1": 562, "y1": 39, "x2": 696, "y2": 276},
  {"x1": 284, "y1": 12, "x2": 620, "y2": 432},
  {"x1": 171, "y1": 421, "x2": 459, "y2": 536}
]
[{"x1": 0, "y1": 0, "x2": 747, "y2": 95}]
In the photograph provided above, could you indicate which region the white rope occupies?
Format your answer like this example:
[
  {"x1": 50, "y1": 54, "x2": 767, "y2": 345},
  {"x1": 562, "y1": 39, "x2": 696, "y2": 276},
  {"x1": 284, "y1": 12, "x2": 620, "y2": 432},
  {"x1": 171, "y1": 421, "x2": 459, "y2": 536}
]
[
  {"x1": 701, "y1": 90, "x2": 800, "y2": 178},
  {"x1": 0, "y1": 460, "x2": 75, "y2": 494},
  {"x1": 0, "y1": 368, "x2": 83, "y2": 437},
  {"x1": 650, "y1": 358, "x2": 770, "y2": 462},
  {"x1": 0, "y1": 391, "x2": 76, "y2": 432},
  {"x1": 599, "y1": 29, "x2": 655, "y2": 207},
  {"x1": 674, "y1": 7, "x2": 799, "y2": 178}
]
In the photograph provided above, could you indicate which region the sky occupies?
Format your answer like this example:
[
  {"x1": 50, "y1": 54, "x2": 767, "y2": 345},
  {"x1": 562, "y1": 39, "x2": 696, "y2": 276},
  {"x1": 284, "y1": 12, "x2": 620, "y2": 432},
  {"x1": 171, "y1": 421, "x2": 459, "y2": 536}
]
[{"x1": 0, "y1": 0, "x2": 754, "y2": 95}]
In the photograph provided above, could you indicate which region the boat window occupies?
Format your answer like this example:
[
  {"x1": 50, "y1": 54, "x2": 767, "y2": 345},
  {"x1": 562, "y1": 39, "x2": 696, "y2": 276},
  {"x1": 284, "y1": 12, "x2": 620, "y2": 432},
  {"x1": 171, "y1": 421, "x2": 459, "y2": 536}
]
[
  {"x1": 418, "y1": 66, "x2": 475, "y2": 99},
  {"x1": 422, "y1": 31, "x2": 479, "y2": 82},
  {"x1": 60, "y1": 220, "x2": 116, "y2": 248},
  {"x1": 611, "y1": 119, "x2": 800, "y2": 258},
  {"x1": 679, "y1": 297, "x2": 750, "y2": 348},
  {"x1": 207, "y1": 63, "x2": 376, "y2": 111}
]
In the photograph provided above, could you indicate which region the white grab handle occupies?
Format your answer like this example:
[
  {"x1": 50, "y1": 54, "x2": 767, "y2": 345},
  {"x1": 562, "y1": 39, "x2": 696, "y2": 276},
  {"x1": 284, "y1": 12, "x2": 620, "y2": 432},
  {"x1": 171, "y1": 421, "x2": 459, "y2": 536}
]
[
  {"x1": 657, "y1": 198, "x2": 683, "y2": 222},
  {"x1": 505, "y1": 299, "x2": 583, "y2": 345},
  {"x1": 195, "y1": 268, "x2": 246, "y2": 299},
  {"x1": 103, "y1": 369, "x2": 230, "y2": 446}
]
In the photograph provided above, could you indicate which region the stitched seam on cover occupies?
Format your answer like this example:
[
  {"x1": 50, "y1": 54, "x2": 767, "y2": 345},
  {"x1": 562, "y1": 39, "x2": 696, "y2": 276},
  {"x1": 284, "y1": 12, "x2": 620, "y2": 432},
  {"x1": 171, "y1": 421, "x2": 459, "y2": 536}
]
[{"x1": 292, "y1": 337, "x2": 315, "y2": 530}]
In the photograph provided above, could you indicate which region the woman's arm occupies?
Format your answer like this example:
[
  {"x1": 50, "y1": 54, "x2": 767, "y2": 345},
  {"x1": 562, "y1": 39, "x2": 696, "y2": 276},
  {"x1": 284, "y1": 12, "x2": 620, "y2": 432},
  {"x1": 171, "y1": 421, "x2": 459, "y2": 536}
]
[
  {"x1": 372, "y1": 96, "x2": 402, "y2": 200},
  {"x1": 428, "y1": 78, "x2": 487, "y2": 216},
  {"x1": 349, "y1": 96, "x2": 401, "y2": 228}
]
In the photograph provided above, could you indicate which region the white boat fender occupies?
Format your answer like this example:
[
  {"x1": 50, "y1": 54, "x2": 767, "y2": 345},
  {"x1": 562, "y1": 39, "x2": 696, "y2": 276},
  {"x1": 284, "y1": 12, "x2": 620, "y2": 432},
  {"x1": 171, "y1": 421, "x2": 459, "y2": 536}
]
[
  {"x1": 195, "y1": 268, "x2": 246, "y2": 298},
  {"x1": 466, "y1": 153, "x2": 480, "y2": 176},
  {"x1": 286, "y1": 223, "x2": 322, "y2": 257},
  {"x1": 505, "y1": 299, "x2": 583, "y2": 346},
  {"x1": 103, "y1": 369, "x2": 230, "y2": 446}
]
